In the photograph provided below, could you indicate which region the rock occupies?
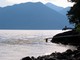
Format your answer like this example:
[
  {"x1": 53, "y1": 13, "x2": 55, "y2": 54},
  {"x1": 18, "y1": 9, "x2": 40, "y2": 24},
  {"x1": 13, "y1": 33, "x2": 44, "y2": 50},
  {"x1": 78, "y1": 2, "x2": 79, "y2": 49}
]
[
  {"x1": 45, "y1": 58, "x2": 55, "y2": 60},
  {"x1": 74, "y1": 52, "x2": 80, "y2": 58},
  {"x1": 77, "y1": 46, "x2": 80, "y2": 50},
  {"x1": 21, "y1": 56, "x2": 32, "y2": 60},
  {"x1": 21, "y1": 48, "x2": 80, "y2": 60},
  {"x1": 51, "y1": 30, "x2": 80, "y2": 46},
  {"x1": 65, "y1": 49, "x2": 73, "y2": 55},
  {"x1": 31, "y1": 56, "x2": 36, "y2": 60}
]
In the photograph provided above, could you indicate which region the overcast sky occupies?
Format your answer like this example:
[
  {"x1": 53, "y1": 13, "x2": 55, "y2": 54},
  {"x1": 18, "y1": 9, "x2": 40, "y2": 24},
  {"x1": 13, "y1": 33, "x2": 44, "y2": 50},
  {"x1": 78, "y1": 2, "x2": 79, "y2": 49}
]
[{"x1": 0, "y1": 0, "x2": 74, "y2": 8}]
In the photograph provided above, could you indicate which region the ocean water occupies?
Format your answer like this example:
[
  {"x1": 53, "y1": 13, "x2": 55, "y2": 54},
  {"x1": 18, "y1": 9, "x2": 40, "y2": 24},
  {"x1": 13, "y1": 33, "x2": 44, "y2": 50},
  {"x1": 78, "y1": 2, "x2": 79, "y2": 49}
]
[{"x1": 0, "y1": 30, "x2": 76, "y2": 60}]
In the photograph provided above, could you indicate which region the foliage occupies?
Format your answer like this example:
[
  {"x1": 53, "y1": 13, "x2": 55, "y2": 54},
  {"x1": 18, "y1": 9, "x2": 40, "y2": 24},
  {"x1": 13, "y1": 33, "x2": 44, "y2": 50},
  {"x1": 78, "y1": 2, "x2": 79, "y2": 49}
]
[
  {"x1": 67, "y1": 0, "x2": 80, "y2": 32},
  {"x1": 75, "y1": 23, "x2": 80, "y2": 32}
]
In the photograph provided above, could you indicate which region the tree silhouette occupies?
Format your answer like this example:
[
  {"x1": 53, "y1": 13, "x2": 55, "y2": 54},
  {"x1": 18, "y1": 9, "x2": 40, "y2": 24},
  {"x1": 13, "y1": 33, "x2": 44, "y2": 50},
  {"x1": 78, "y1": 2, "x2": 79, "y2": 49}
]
[{"x1": 67, "y1": 0, "x2": 80, "y2": 32}]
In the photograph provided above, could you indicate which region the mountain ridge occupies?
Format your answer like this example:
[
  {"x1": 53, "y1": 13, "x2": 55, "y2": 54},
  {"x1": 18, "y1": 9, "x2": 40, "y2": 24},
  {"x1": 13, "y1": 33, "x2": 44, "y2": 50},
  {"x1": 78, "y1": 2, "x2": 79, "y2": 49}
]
[
  {"x1": 0, "y1": 2, "x2": 70, "y2": 29},
  {"x1": 45, "y1": 3, "x2": 64, "y2": 12}
]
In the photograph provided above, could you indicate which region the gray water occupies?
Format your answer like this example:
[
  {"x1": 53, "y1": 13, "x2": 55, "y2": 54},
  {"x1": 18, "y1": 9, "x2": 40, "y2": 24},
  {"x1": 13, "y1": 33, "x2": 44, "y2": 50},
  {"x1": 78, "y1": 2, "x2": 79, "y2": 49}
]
[{"x1": 0, "y1": 30, "x2": 76, "y2": 60}]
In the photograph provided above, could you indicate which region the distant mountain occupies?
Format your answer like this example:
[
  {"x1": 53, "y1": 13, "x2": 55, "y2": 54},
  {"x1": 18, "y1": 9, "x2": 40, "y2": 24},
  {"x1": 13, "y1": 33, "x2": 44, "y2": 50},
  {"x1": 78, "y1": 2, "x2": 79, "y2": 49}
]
[
  {"x1": 45, "y1": 3, "x2": 70, "y2": 16},
  {"x1": 45, "y1": 3, "x2": 64, "y2": 12},
  {"x1": 60, "y1": 7, "x2": 70, "y2": 15},
  {"x1": 0, "y1": 2, "x2": 70, "y2": 29}
]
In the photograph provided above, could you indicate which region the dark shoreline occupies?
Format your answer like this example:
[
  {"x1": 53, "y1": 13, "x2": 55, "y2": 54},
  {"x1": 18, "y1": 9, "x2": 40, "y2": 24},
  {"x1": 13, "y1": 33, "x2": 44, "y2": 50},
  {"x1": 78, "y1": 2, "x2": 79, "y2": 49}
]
[
  {"x1": 21, "y1": 48, "x2": 80, "y2": 60},
  {"x1": 51, "y1": 30, "x2": 80, "y2": 46},
  {"x1": 21, "y1": 30, "x2": 80, "y2": 60}
]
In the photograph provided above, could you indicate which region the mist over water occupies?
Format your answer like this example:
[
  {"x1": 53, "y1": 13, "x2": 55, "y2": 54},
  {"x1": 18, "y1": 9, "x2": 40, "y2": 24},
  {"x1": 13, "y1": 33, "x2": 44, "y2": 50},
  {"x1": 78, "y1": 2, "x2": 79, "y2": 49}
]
[{"x1": 0, "y1": 30, "x2": 76, "y2": 60}]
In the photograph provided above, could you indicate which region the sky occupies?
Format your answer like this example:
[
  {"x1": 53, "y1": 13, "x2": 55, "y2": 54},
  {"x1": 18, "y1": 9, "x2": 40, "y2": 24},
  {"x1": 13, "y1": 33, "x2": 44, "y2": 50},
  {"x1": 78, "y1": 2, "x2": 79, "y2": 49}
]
[{"x1": 0, "y1": 0, "x2": 74, "y2": 8}]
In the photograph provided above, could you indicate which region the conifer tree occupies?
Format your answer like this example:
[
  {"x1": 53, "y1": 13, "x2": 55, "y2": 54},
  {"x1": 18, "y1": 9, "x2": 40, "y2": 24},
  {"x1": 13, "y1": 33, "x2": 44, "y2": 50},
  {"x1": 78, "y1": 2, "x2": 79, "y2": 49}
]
[{"x1": 67, "y1": 0, "x2": 80, "y2": 32}]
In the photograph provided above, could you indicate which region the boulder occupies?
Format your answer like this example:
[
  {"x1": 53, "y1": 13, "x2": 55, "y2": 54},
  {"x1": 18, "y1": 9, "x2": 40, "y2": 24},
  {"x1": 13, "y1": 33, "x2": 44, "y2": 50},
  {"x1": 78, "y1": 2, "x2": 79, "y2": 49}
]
[{"x1": 21, "y1": 56, "x2": 32, "y2": 60}]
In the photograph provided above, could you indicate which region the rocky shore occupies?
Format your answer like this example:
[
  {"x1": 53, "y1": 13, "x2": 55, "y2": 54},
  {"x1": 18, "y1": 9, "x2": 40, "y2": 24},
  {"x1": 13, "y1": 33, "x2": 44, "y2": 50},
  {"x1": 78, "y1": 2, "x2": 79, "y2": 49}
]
[
  {"x1": 21, "y1": 47, "x2": 80, "y2": 60},
  {"x1": 51, "y1": 30, "x2": 80, "y2": 46},
  {"x1": 21, "y1": 30, "x2": 80, "y2": 60}
]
